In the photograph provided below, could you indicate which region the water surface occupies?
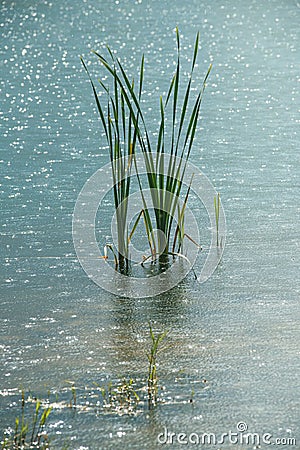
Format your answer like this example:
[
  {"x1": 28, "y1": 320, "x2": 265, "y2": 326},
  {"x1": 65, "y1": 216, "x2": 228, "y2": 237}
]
[{"x1": 0, "y1": 0, "x2": 299, "y2": 448}]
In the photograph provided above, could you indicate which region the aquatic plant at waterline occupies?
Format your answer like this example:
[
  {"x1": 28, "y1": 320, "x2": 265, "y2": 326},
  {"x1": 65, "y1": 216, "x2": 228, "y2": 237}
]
[
  {"x1": 1, "y1": 390, "x2": 52, "y2": 449},
  {"x1": 1, "y1": 326, "x2": 170, "y2": 447},
  {"x1": 81, "y1": 28, "x2": 211, "y2": 271},
  {"x1": 1, "y1": 327, "x2": 210, "y2": 446},
  {"x1": 92, "y1": 378, "x2": 140, "y2": 414},
  {"x1": 147, "y1": 323, "x2": 169, "y2": 406}
]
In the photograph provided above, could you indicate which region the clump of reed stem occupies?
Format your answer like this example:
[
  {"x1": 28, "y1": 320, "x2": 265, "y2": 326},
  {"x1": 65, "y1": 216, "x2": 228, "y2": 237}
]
[{"x1": 82, "y1": 28, "x2": 211, "y2": 270}]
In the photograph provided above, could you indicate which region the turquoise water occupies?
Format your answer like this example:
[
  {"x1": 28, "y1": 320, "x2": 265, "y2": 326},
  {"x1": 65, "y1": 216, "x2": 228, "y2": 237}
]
[{"x1": 0, "y1": 0, "x2": 299, "y2": 448}]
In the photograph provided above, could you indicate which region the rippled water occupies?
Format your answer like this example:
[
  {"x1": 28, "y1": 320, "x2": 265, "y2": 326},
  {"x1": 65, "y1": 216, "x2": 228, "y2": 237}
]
[{"x1": 0, "y1": 0, "x2": 299, "y2": 448}]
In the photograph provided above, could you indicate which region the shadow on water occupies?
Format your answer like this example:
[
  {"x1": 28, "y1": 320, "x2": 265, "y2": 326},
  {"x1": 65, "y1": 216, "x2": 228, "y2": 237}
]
[
  {"x1": 113, "y1": 280, "x2": 190, "y2": 326},
  {"x1": 106, "y1": 278, "x2": 198, "y2": 375}
]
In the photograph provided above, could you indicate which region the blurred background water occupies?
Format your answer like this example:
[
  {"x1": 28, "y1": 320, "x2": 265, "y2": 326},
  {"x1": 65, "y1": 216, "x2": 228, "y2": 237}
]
[{"x1": 0, "y1": 0, "x2": 299, "y2": 448}]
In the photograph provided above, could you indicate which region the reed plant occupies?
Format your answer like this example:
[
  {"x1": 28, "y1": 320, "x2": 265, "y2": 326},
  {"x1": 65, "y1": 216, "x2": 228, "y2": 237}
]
[
  {"x1": 147, "y1": 323, "x2": 169, "y2": 405},
  {"x1": 66, "y1": 382, "x2": 77, "y2": 409},
  {"x1": 92, "y1": 378, "x2": 140, "y2": 415},
  {"x1": 1, "y1": 390, "x2": 52, "y2": 449},
  {"x1": 81, "y1": 53, "x2": 144, "y2": 272},
  {"x1": 214, "y1": 192, "x2": 220, "y2": 247},
  {"x1": 82, "y1": 28, "x2": 211, "y2": 268}
]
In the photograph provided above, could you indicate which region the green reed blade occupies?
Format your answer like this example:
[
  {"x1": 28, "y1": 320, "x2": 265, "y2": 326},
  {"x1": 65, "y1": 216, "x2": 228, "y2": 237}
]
[
  {"x1": 120, "y1": 91, "x2": 126, "y2": 143},
  {"x1": 174, "y1": 32, "x2": 200, "y2": 158},
  {"x1": 173, "y1": 174, "x2": 193, "y2": 252},
  {"x1": 165, "y1": 74, "x2": 175, "y2": 107},
  {"x1": 139, "y1": 54, "x2": 144, "y2": 101},
  {"x1": 128, "y1": 209, "x2": 143, "y2": 243},
  {"x1": 80, "y1": 57, "x2": 108, "y2": 142},
  {"x1": 192, "y1": 31, "x2": 200, "y2": 71},
  {"x1": 156, "y1": 95, "x2": 165, "y2": 159}
]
